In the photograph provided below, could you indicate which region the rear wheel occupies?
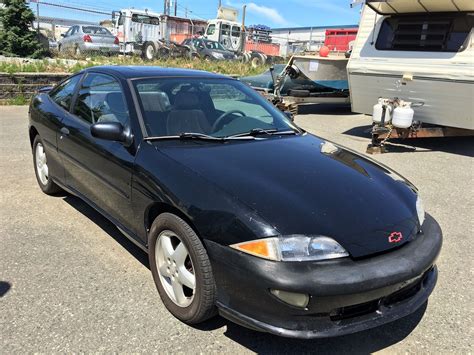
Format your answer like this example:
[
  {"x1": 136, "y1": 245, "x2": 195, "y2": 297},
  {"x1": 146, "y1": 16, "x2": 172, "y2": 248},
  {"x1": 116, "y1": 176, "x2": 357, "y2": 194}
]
[
  {"x1": 33, "y1": 135, "x2": 62, "y2": 195},
  {"x1": 148, "y1": 213, "x2": 217, "y2": 324}
]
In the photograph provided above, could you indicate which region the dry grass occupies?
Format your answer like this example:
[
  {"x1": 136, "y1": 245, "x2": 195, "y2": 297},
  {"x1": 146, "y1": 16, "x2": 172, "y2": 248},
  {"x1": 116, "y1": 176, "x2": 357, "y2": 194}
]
[{"x1": 0, "y1": 55, "x2": 270, "y2": 77}]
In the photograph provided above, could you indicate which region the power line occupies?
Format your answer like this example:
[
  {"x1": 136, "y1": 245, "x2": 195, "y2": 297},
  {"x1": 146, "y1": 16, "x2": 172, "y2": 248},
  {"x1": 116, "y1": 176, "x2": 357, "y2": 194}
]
[{"x1": 29, "y1": 0, "x2": 111, "y2": 15}]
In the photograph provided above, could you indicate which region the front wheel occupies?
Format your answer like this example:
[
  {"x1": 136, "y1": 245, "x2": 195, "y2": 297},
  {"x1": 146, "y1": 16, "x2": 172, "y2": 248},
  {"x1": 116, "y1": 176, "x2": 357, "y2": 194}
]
[
  {"x1": 142, "y1": 42, "x2": 155, "y2": 61},
  {"x1": 148, "y1": 213, "x2": 217, "y2": 324},
  {"x1": 33, "y1": 135, "x2": 62, "y2": 195}
]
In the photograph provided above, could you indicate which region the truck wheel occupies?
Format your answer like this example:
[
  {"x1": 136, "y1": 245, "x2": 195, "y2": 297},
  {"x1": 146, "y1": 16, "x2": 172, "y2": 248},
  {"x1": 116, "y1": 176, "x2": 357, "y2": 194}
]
[
  {"x1": 251, "y1": 56, "x2": 262, "y2": 68},
  {"x1": 142, "y1": 42, "x2": 155, "y2": 61}
]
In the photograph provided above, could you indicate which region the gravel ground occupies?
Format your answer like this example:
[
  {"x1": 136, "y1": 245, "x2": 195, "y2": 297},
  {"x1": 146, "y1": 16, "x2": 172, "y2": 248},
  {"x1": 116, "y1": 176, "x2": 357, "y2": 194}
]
[{"x1": 1, "y1": 105, "x2": 473, "y2": 353}]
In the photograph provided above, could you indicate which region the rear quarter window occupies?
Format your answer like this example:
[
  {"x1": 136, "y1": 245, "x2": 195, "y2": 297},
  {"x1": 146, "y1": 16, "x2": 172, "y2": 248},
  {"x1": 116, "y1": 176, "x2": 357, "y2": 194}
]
[{"x1": 376, "y1": 13, "x2": 473, "y2": 52}]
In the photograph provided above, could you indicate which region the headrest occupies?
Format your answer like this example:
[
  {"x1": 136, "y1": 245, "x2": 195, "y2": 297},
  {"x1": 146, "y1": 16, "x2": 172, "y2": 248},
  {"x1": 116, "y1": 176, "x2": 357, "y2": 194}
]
[
  {"x1": 174, "y1": 92, "x2": 200, "y2": 110},
  {"x1": 106, "y1": 92, "x2": 127, "y2": 113}
]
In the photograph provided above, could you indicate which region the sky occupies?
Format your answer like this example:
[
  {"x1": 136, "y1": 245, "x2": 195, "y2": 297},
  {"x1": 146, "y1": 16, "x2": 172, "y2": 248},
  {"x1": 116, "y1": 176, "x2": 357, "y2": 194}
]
[{"x1": 30, "y1": 0, "x2": 362, "y2": 28}]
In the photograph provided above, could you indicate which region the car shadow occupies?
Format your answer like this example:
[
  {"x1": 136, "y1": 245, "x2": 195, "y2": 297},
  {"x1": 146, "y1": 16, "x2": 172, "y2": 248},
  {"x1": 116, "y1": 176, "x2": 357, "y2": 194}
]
[
  {"x1": 343, "y1": 125, "x2": 474, "y2": 157},
  {"x1": 60, "y1": 194, "x2": 427, "y2": 353},
  {"x1": 62, "y1": 195, "x2": 149, "y2": 269},
  {"x1": 297, "y1": 103, "x2": 356, "y2": 116}
]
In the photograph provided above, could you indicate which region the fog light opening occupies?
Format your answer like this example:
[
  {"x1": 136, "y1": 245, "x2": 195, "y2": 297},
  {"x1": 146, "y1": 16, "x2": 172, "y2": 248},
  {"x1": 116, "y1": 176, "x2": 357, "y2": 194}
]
[{"x1": 270, "y1": 289, "x2": 310, "y2": 308}]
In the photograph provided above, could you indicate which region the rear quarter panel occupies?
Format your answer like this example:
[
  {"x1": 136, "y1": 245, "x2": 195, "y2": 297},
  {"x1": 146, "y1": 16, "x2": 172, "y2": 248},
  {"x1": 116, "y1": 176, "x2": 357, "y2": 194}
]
[{"x1": 29, "y1": 93, "x2": 66, "y2": 184}]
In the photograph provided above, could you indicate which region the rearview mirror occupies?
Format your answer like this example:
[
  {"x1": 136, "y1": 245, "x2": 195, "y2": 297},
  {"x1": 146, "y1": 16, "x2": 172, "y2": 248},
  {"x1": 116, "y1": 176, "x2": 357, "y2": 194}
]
[{"x1": 91, "y1": 122, "x2": 132, "y2": 146}]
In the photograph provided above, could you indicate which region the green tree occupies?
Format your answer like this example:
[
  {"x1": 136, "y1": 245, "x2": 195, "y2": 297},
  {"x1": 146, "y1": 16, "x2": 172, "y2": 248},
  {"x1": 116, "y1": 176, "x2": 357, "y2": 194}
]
[{"x1": 0, "y1": 0, "x2": 45, "y2": 58}]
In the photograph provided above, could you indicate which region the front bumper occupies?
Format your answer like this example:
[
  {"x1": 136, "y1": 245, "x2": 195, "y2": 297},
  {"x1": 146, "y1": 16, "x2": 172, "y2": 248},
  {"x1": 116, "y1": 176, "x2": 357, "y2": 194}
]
[{"x1": 205, "y1": 213, "x2": 442, "y2": 338}]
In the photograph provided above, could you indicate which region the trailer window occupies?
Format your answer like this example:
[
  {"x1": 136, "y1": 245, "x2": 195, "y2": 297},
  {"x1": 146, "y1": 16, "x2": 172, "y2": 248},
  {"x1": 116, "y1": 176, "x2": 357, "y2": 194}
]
[
  {"x1": 132, "y1": 14, "x2": 159, "y2": 25},
  {"x1": 376, "y1": 14, "x2": 473, "y2": 52}
]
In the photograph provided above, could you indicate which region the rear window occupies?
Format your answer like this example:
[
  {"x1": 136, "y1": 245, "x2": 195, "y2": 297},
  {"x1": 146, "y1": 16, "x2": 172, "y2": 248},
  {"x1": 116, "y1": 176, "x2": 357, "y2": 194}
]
[
  {"x1": 82, "y1": 26, "x2": 112, "y2": 35},
  {"x1": 132, "y1": 14, "x2": 160, "y2": 25},
  {"x1": 376, "y1": 14, "x2": 473, "y2": 52}
]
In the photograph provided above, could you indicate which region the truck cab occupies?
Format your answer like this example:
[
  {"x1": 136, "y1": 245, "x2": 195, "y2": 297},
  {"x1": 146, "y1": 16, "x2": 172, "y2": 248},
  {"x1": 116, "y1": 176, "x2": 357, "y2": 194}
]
[
  {"x1": 112, "y1": 8, "x2": 167, "y2": 59},
  {"x1": 204, "y1": 7, "x2": 243, "y2": 53}
]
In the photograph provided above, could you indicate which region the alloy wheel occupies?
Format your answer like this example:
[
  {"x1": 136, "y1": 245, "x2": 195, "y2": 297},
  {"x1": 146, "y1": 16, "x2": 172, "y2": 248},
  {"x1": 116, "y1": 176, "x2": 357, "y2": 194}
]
[
  {"x1": 155, "y1": 230, "x2": 196, "y2": 307},
  {"x1": 35, "y1": 143, "x2": 49, "y2": 185}
]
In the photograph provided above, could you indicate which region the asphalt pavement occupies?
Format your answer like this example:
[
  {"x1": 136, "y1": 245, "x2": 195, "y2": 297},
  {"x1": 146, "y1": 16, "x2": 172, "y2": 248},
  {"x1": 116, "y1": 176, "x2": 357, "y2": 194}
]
[{"x1": 1, "y1": 105, "x2": 473, "y2": 353}]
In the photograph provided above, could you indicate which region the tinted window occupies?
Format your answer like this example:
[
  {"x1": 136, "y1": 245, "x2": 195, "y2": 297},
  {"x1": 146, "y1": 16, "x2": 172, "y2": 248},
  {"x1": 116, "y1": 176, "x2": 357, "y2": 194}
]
[
  {"x1": 73, "y1": 73, "x2": 129, "y2": 126},
  {"x1": 376, "y1": 14, "x2": 473, "y2": 52},
  {"x1": 133, "y1": 78, "x2": 298, "y2": 138},
  {"x1": 206, "y1": 24, "x2": 215, "y2": 35},
  {"x1": 49, "y1": 75, "x2": 81, "y2": 111}
]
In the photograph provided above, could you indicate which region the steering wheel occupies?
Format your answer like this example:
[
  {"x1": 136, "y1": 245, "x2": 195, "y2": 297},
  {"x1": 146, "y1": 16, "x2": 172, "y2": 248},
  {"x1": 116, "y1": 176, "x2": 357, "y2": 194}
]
[{"x1": 212, "y1": 110, "x2": 246, "y2": 132}]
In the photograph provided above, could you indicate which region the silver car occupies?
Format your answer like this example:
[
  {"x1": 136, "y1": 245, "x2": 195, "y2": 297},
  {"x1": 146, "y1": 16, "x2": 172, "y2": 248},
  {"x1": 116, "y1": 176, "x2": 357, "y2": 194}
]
[{"x1": 58, "y1": 25, "x2": 120, "y2": 56}]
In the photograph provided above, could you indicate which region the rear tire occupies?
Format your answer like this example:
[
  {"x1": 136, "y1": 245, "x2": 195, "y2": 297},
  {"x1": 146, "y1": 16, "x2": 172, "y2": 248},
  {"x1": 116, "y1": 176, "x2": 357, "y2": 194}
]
[
  {"x1": 33, "y1": 135, "x2": 62, "y2": 195},
  {"x1": 148, "y1": 213, "x2": 217, "y2": 324}
]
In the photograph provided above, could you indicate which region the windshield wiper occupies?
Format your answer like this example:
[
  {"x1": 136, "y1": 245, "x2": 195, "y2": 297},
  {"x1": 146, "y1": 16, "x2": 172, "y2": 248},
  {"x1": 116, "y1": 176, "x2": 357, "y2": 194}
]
[
  {"x1": 144, "y1": 132, "x2": 224, "y2": 142},
  {"x1": 228, "y1": 128, "x2": 299, "y2": 138}
]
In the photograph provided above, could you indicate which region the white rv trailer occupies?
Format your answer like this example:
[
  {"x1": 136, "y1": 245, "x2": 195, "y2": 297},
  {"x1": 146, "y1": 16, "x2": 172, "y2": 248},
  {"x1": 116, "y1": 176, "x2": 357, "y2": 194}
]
[{"x1": 347, "y1": 0, "x2": 474, "y2": 132}]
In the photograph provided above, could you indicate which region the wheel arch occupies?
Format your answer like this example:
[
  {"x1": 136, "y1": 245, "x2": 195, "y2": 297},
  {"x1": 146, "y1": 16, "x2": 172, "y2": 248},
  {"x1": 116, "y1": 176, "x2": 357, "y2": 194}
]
[
  {"x1": 145, "y1": 202, "x2": 201, "y2": 243},
  {"x1": 29, "y1": 125, "x2": 39, "y2": 148}
]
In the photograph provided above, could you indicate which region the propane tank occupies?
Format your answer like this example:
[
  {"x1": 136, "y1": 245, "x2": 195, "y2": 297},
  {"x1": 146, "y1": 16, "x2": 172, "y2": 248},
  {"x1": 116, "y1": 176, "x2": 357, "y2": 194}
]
[
  {"x1": 372, "y1": 98, "x2": 392, "y2": 124},
  {"x1": 392, "y1": 102, "x2": 414, "y2": 128}
]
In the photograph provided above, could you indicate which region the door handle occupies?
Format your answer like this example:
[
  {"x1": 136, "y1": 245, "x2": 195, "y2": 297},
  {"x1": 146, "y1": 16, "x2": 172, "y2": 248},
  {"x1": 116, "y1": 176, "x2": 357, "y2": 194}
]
[{"x1": 60, "y1": 127, "x2": 70, "y2": 136}]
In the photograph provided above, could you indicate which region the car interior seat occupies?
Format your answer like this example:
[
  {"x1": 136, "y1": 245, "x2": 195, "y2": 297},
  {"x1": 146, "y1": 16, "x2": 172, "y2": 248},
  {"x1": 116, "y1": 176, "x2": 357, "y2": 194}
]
[{"x1": 166, "y1": 92, "x2": 211, "y2": 135}]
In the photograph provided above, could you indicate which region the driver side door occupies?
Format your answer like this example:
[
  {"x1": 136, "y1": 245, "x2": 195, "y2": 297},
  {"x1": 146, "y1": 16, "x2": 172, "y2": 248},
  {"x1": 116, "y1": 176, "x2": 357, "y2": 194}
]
[{"x1": 57, "y1": 72, "x2": 136, "y2": 234}]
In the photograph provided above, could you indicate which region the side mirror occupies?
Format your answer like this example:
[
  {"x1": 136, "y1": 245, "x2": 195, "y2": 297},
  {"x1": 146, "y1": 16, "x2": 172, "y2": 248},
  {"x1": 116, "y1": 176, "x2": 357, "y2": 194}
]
[
  {"x1": 91, "y1": 122, "x2": 133, "y2": 146},
  {"x1": 60, "y1": 33, "x2": 66, "y2": 38},
  {"x1": 284, "y1": 111, "x2": 294, "y2": 121}
]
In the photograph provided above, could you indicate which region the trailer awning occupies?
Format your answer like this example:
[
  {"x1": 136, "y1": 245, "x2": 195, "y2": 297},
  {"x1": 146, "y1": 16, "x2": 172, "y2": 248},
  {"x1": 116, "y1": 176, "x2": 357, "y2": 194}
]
[{"x1": 366, "y1": 0, "x2": 474, "y2": 15}]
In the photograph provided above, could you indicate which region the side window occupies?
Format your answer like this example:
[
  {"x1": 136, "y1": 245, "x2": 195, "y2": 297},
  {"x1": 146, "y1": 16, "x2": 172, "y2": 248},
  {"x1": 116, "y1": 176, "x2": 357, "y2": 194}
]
[
  {"x1": 71, "y1": 26, "x2": 78, "y2": 35},
  {"x1": 206, "y1": 24, "x2": 215, "y2": 36},
  {"x1": 376, "y1": 14, "x2": 473, "y2": 52},
  {"x1": 231, "y1": 26, "x2": 240, "y2": 38},
  {"x1": 221, "y1": 24, "x2": 230, "y2": 36},
  {"x1": 72, "y1": 73, "x2": 129, "y2": 126},
  {"x1": 49, "y1": 75, "x2": 82, "y2": 111}
]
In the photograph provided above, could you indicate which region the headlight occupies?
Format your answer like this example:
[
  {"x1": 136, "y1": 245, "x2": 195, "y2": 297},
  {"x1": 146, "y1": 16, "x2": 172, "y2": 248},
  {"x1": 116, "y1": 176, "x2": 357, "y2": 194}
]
[
  {"x1": 230, "y1": 235, "x2": 349, "y2": 261},
  {"x1": 416, "y1": 195, "x2": 425, "y2": 227}
]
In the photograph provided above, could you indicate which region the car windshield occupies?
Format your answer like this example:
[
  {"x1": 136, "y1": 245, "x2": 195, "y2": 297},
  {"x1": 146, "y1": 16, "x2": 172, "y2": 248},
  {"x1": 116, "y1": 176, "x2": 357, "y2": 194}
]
[
  {"x1": 133, "y1": 77, "x2": 299, "y2": 138},
  {"x1": 82, "y1": 26, "x2": 112, "y2": 35},
  {"x1": 202, "y1": 40, "x2": 225, "y2": 51}
]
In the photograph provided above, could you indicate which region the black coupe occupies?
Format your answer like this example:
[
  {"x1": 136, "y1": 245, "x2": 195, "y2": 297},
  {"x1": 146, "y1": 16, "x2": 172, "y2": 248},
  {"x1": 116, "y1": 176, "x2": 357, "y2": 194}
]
[{"x1": 28, "y1": 66, "x2": 442, "y2": 338}]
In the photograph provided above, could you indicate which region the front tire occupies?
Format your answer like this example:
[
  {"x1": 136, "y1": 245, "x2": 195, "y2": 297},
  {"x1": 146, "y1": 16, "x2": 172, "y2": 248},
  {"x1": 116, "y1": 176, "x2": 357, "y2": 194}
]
[
  {"x1": 148, "y1": 213, "x2": 217, "y2": 324},
  {"x1": 142, "y1": 42, "x2": 155, "y2": 61},
  {"x1": 33, "y1": 135, "x2": 62, "y2": 195}
]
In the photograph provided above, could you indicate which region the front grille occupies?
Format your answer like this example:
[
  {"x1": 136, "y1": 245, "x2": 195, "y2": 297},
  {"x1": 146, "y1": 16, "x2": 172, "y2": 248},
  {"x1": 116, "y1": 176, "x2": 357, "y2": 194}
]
[
  {"x1": 330, "y1": 299, "x2": 380, "y2": 321},
  {"x1": 329, "y1": 268, "x2": 431, "y2": 322}
]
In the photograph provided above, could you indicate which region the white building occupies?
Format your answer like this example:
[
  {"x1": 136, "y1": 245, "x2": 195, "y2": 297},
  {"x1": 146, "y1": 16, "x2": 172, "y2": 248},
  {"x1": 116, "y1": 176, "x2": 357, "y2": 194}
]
[{"x1": 271, "y1": 24, "x2": 358, "y2": 56}]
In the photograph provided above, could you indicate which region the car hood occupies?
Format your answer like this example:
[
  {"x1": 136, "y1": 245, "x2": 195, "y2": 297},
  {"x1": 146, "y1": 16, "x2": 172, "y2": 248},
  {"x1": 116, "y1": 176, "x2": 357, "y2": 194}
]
[{"x1": 158, "y1": 134, "x2": 419, "y2": 258}]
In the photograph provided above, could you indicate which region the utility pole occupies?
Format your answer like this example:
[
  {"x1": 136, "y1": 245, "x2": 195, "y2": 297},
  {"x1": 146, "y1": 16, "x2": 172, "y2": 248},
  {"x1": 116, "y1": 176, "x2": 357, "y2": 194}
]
[
  {"x1": 174, "y1": 0, "x2": 177, "y2": 16},
  {"x1": 36, "y1": 0, "x2": 40, "y2": 34},
  {"x1": 218, "y1": 0, "x2": 221, "y2": 8},
  {"x1": 185, "y1": 6, "x2": 188, "y2": 17}
]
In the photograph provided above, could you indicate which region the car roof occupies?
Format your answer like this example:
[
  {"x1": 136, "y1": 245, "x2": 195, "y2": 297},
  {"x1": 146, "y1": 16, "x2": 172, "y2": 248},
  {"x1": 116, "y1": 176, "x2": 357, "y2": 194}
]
[{"x1": 80, "y1": 66, "x2": 232, "y2": 80}]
